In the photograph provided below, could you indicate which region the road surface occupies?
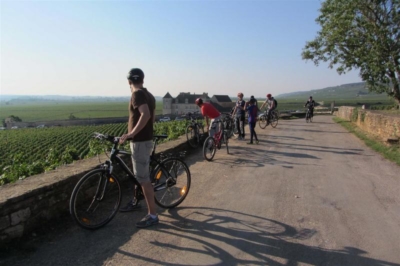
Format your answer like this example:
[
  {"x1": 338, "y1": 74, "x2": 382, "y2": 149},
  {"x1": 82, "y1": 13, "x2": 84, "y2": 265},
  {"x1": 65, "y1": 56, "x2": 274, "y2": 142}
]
[{"x1": 1, "y1": 115, "x2": 399, "y2": 266}]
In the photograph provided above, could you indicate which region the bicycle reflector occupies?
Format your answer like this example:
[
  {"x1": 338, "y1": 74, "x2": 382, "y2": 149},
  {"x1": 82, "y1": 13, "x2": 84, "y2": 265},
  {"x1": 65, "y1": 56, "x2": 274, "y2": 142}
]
[
  {"x1": 109, "y1": 177, "x2": 115, "y2": 183},
  {"x1": 81, "y1": 218, "x2": 90, "y2": 224},
  {"x1": 180, "y1": 185, "x2": 187, "y2": 196},
  {"x1": 156, "y1": 171, "x2": 162, "y2": 180}
]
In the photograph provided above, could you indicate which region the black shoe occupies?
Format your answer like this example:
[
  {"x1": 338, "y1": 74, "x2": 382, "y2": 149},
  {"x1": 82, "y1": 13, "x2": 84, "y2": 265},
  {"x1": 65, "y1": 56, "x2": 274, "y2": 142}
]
[
  {"x1": 136, "y1": 214, "x2": 159, "y2": 228},
  {"x1": 119, "y1": 199, "x2": 141, "y2": 212}
]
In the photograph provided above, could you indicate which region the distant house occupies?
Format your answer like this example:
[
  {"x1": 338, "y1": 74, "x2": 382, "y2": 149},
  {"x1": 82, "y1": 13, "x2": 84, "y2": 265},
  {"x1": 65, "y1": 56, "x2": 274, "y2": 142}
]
[{"x1": 163, "y1": 92, "x2": 234, "y2": 115}]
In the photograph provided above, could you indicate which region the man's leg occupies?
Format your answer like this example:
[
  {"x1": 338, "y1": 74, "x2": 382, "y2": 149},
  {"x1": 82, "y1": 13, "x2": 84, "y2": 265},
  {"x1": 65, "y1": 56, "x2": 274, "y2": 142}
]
[
  {"x1": 141, "y1": 181, "x2": 156, "y2": 215},
  {"x1": 131, "y1": 141, "x2": 159, "y2": 228},
  {"x1": 236, "y1": 117, "x2": 242, "y2": 139},
  {"x1": 267, "y1": 109, "x2": 272, "y2": 123},
  {"x1": 240, "y1": 115, "x2": 245, "y2": 138}
]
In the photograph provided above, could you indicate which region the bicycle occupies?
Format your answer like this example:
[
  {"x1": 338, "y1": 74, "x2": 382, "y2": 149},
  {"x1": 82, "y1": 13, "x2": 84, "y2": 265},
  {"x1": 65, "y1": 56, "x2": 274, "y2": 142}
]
[
  {"x1": 203, "y1": 119, "x2": 229, "y2": 161},
  {"x1": 222, "y1": 113, "x2": 236, "y2": 139},
  {"x1": 69, "y1": 133, "x2": 191, "y2": 230},
  {"x1": 258, "y1": 109, "x2": 279, "y2": 129},
  {"x1": 185, "y1": 113, "x2": 204, "y2": 148},
  {"x1": 305, "y1": 108, "x2": 313, "y2": 123}
]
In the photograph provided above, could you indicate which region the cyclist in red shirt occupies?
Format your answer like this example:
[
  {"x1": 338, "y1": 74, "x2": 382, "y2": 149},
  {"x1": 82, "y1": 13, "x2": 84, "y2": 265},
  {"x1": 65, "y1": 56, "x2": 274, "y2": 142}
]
[{"x1": 195, "y1": 98, "x2": 221, "y2": 138}]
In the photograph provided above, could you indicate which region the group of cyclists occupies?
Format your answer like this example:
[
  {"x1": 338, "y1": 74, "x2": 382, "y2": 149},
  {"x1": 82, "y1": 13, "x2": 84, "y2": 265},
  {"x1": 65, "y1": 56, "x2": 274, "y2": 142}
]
[
  {"x1": 115, "y1": 67, "x2": 317, "y2": 228},
  {"x1": 194, "y1": 92, "x2": 280, "y2": 144}
]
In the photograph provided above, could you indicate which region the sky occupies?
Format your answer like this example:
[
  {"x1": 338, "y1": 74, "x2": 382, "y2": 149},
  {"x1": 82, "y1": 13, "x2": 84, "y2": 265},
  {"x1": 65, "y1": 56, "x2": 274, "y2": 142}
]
[{"x1": 0, "y1": 0, "x2": 362, "y2": 98}]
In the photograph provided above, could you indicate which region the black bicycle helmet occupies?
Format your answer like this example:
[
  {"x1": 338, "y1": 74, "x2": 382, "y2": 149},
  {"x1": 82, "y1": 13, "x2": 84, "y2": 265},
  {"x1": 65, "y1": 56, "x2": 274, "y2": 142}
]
[{"x1": 127, "y1": 68, "x2": 145, "y2": 83}]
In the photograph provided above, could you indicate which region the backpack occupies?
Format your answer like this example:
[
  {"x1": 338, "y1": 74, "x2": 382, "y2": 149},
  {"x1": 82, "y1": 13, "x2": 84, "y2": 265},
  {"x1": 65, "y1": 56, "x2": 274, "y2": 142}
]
[{"x1": 273, "y1": 99, "x2": 278, "y2": 107}]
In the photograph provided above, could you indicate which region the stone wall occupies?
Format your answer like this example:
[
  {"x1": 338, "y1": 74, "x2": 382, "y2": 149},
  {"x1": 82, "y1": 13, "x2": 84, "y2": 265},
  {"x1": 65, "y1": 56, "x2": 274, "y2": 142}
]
[
  {"x1": 0, "y1": 136, "x2": 190, "y2": 245},
  {"x1": 356, "y1": 110, "x2": 400, "y2": 141},
  {"x1": 336, "y1": 106, "x2": 400, "y2": 141},
  {"x1": 336, "y1": 106, "x2": 355, "y2": 121}
]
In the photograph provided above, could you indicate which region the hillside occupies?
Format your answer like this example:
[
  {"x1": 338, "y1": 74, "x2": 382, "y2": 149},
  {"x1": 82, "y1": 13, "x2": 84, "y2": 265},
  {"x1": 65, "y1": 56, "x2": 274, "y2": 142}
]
[{"x1": 276, "y1": 82, "x2": 388, "y2": 100}]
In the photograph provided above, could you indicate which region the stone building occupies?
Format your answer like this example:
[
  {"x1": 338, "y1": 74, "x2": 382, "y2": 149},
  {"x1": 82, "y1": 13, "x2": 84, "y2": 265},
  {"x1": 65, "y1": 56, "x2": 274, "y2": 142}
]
[{"x1": 162, "y1": 92, "x2": 234, "y2": 115}]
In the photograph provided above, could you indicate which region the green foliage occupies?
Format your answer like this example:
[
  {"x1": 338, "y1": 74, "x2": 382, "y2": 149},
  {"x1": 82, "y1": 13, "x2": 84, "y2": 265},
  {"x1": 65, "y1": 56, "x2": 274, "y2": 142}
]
[
  {"x1": 7, "y1": 115, "x2": 22, "y2": 122},
  {"x1": 302, "y1": 0, "x2": 400, "y2": 104},
  {"x1": 68, "y1": 114, "x2": 77, "y2": 120},
  {"x1": 352, "y1": 108, "x2": 359, "y2": 122},
  {"x1": 0, "y1": 119, "x2": 189, "y2": 185},
  {"x1": 0, "y1": 101, "x2": 163, "y2": 122}
]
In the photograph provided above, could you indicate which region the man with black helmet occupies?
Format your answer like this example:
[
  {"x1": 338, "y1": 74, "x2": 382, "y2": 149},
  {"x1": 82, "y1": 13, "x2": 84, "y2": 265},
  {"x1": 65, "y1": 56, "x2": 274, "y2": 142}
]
[
  {"x1": 118, "y1": 68, "x2": 159, "y2": 228},
  {"x1": 304, "y1": 96, "x2": 316, "y2": 118}
]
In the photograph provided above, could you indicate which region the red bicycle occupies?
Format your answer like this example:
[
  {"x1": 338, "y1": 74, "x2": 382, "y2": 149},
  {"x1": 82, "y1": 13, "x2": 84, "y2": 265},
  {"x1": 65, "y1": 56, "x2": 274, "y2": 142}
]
[{"x1": 203, "y1": 119, "x2": 229, "y2": 161}]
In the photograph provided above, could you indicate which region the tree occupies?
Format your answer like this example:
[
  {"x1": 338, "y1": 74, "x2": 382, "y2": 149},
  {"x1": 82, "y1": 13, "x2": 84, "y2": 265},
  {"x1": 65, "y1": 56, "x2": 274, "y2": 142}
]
[
  {"x1": 302, "y1": 0, "x2": 400, "y2": 105},
  {"x1": 6, "y1": 115, "x2": 22, "y2": 122}
]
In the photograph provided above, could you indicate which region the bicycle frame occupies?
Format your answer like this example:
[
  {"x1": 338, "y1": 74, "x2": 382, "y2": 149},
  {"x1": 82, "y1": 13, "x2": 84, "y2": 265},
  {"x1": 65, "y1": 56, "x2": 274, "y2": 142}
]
[{"x1": 98, "y1": 135, "x2": 175, "y2": 201}]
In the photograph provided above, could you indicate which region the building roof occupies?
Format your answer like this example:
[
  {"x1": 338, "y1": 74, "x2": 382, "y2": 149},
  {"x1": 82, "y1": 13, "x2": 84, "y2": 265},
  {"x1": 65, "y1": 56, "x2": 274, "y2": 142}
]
[
  {"x1": 174, "y1": 92, "x2": 210, "y2": 104},
  {"x1": 212, "y1": 95, "x2": 232, "y2": 103},
  {"x1": 163, "y1": 92, "x2": 173, "y2": 99}
]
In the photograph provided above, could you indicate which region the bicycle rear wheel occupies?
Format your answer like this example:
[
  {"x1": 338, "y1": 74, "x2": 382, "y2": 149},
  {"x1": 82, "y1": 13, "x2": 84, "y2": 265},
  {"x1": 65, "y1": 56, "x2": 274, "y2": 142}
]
[
  {"x1": 186, "y1": 125, "x2": 199, "y2": 148},
  {"x1": 259, "y1": 115, "x2": 267, "y2": 129},
  {"x1": 70, "y1": 169, "x2": 121, "y2": 230},
  {"x1": 203, "y1": 136, "x2": 216, "y2": 161},
  {"x1": 152, "y1": 157, "x2": 191, "y2": 208},
  {"x1": 270, "y1": 113, "x2": 279, "y2": 128}
]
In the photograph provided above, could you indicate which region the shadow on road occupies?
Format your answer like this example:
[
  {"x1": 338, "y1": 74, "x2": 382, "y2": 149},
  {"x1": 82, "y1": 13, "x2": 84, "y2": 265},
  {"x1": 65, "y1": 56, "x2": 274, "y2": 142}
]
[{"x1": 113, "y1": 207, "x2": 399, "y2": 266}]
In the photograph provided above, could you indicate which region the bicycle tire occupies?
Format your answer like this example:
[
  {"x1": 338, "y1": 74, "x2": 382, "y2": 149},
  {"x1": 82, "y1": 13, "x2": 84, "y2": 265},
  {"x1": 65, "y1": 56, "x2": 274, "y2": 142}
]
[
  {"x1": 203, "y1": 136, "x2": 216, "y2": 161},
  {"x1": 306, "y1": 110, "x2": 310, "y2": 123},
  {"x1": 224, "y1": 132, "x2": 229, "y2": 154},
  {"x1": 70, "y1": 169, "x2": 121, "y2": 230},
  {"x1": 152, "y1": 157, "x2": 191, "y2": 208},
  {"x1": 186, "y1": 125, "x2": 199, "y2": 148},
  {"x1": 259, "y1": 115, "x2": 268, "y2": 129},
  {"x1": 270, "y1": 113, "x2": 279, "y2": 128},
  {"x1": 310, "y1": 114, "x2": 313, "y2": 122}
]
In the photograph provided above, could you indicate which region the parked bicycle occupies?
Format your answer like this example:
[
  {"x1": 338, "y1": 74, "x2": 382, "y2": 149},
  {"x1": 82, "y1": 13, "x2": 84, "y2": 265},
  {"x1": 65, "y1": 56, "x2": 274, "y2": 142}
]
[
  {"x1": 185, "y1": 113, "x2": 204, "y2": 148},
  {"x1": 305, "y1": 108, "x2": 313, "y2": 123},
  {"x1": 258, "y1": 109, "x2": 279, "y2": 129},
  {"x1": 203, "y1": 119, "x2": 229, "y2": 161},
  {"x1": 222, "y1": 113, "x2": 237, "y2": 139},
  {"x1": 69, "y1": 133, "x2": 191, "y2": 230}
]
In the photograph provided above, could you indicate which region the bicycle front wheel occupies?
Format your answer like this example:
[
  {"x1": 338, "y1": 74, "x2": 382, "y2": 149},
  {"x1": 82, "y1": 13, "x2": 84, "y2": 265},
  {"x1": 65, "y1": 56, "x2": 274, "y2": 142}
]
[
  {"x1": 70, "y1": 169, "x2": 121, "y2": 230},
  {"x1": 152, "y1": 157, "x2": 191, "y2": 208},
  {"x1": 186, "y1": 125, "x2": 199, "y2": 148},
  {"x1": 203, "y1": 136, "x2": 216, "y2": 161},
  {"x1": 259, "y1": 115, "x2": 267, "y2": 129}
]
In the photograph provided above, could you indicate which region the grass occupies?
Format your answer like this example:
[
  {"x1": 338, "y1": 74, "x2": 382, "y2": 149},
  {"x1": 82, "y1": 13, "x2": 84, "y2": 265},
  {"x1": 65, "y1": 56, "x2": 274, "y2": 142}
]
[
  {"x1": 0, "y1": 101, "x2": 163, "y2": 122},
  {"x1": 333, "y1": 117, "x2": 400, "y2": 166}
]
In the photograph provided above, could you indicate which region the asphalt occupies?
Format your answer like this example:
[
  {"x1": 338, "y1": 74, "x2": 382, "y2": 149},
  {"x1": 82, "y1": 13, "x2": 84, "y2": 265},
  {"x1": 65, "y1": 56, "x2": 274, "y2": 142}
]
[{"x1": 1, "y1": 115, "x2": 400, "y2": 266}]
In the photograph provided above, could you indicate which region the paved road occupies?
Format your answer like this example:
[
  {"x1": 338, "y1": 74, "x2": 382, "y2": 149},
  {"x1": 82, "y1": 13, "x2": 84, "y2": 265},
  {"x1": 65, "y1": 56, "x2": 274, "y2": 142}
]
[{"x1": 1, "y1": 116, "x2": 400, "y2": 266}]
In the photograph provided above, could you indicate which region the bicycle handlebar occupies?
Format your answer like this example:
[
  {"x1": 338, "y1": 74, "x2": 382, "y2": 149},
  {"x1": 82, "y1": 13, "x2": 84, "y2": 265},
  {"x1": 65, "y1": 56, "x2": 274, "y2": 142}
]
[{"x1": 92, "y1": 132, "x2": 168, "y2": 144}]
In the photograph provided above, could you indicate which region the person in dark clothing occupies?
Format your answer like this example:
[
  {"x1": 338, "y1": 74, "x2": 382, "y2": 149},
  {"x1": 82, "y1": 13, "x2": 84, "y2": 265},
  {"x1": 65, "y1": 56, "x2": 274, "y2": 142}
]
[
  {"x1": 245, "y1": 98, "x2": 259, "y2": 145},
  {"x1": 118, "y1": 68, "x2": 159, "y2": 228},
  {"x1": 304, "y1": 96, "x2": 316, "y2": 117}
]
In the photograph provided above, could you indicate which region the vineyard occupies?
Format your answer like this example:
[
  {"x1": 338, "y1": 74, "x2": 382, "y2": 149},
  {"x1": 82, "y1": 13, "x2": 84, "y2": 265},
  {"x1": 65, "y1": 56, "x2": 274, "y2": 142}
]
[{"x1": 0, "y1": 120, "x2": 189, "y2": 185}]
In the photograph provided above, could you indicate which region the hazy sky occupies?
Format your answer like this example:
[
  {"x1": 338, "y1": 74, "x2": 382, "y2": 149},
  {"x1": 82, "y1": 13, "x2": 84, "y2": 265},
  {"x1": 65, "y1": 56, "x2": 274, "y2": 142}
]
[{"x1": 1, "y1": 0, "x2": 362, "y2": 98}]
